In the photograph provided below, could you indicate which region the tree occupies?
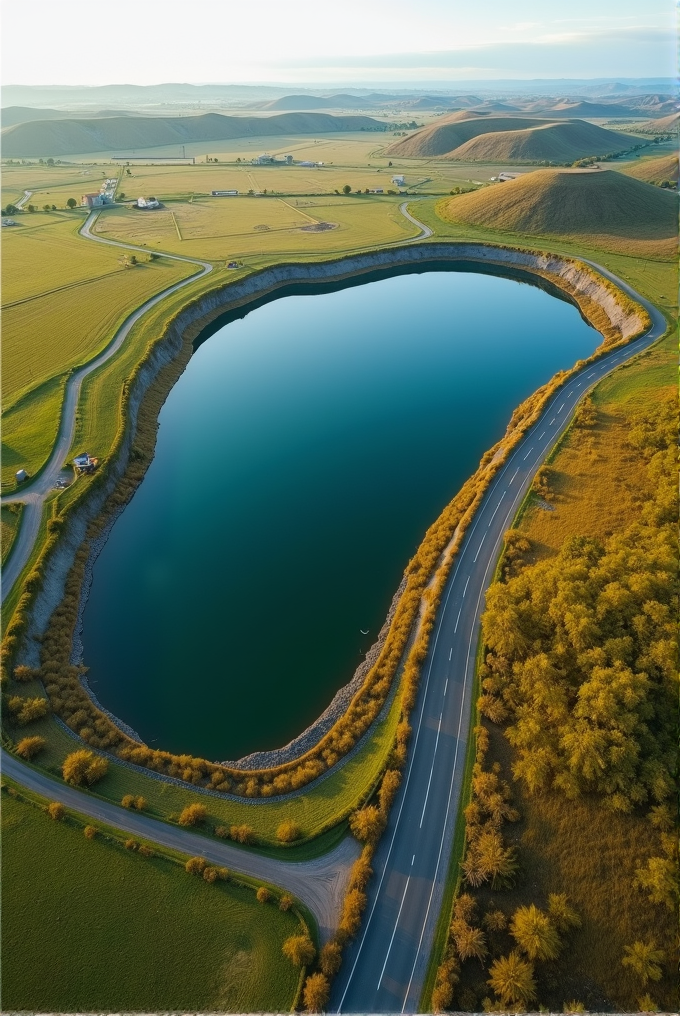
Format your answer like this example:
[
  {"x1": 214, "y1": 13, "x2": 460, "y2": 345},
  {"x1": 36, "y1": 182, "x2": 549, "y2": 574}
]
[
  {"x1": 185, "y1": 856, "x2": 207, "y2": 875},
  {"x1": 135, "y1": 796, "x2": 147, "y2": 811},
  {"x1": 279, "y1": 893, "x2": 294, "y2": 911},
  {"x1": 66, "y1": 198, "x2": 77, "y2": 209},
  {"x1": 621, "y1": 941, "x2": 665, "y2": 985},
  {"x1": 47, "y1": 801, "x2": 65, "y2": 820},
  {"x1": 319, "y1": 940, "x2": 343, "y2": 976},
  {"x1": 43, "y1": 204, "x2": 51, "y2": 212},
  {"x1": 510, "y1": 904, "x2": 561, "y2": 961},
  {"x1": 203, "y1": 866, "x2": 218, "y2": 882},
  {"x1": 62, "y1": 749, "x2": 109, "y2": 786},
  {"x1": 16, "y1": 735, "x2": 46, "y2": 759},
  {"x1": 547, "y1": 893, "x2": 581, "y2": 932},
  {"x1": 27, "y1": 204, "x2": 36, "y2": 212},
  {"x1": 121, "y1": 794, "x2": 135, "y2": 808},
  {"x1": 129, "y1": 254, "x2": 137, "y2": 265},
  {"x1": 256, "y1": 886, "x2": 271, "y2": 903},
  {"x1": 282, "y1": 934, "x2": 316, "y2": 967},
  {"x1": 379, "y1": 769, "x2": 401, "y2": 813},
  {"x1": 178, "y1": 802, "x2": 207, "y2": 826},
  {"x1": 4, "y1": 203, "x2": 18, "y2": 215},
  {"x1": 452, "y1": 921, "x2": 488, "y2": 962},
  {"x1": 483, "y1": 909, "x2": 507, "y2": 932},
  {"x1": 303, "y1": 972, "x2": 330, "y2": 1012},
  {"x1": 51, "y1": 204, "x2": 57, "y2": 211},
  {"x1": 637, "y1": 993, "x2": 660, "y2": 1012},
  {"x1": 349, "y1": 805, "x2": 385, "y2": 843},
  {"x1": 342, "y1": 184, "x2": 352, "y2": 195},
  {"x1": 634, "y1": 856, "x2": 678, "y2": 910},
  {"x1": 277, "y1": 819, "x2": 302, "y2": 842},
  {"x1": 487, "y1": 951, "x2": 537, "y2": 1007},
  {"x1": 84, "y1": 825, "x2": 97, "y2": 839}
]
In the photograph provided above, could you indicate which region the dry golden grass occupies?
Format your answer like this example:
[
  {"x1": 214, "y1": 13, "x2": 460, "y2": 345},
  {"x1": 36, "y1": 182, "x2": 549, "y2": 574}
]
[
  {"x1": 516, "y1": 332, "x2": 676, "y2": 563},
  {"x1": 620, "y1": 152, "x2": 678, "y2": 184},
  {"x1": 93, "y1": 195, "x2": 418, "y2": 259}
]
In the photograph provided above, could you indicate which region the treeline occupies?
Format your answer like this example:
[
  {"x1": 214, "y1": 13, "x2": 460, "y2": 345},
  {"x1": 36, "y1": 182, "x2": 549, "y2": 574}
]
[{"x1": 479, "y1": 394, "x2": 677, "y2": 813}]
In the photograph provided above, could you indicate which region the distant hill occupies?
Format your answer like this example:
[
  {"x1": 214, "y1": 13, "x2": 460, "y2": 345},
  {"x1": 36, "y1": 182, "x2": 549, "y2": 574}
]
[
  {"x1": 636, "y1": 113, "x2": 679, "y2": 133},
  {"x1": 448, "y1": 120, "x2": 635, "y2": 163},
  {"x1": 384, "y1": 116, "x2": 553, "y2": 157},
  {"x1": 621, "y1": 153, "x2": 678, "y2": 184},
  {"x1": 439, "y1": 168, "x2": 677, "y2": 241},
  {"x1": 473, "y1": 101, "x2": 521, "y2": 112},
  {"x1": 2, "y1": 106, "x2": 69, "y2": 126},
  {"x1": 0, "y1": 111, "x2": 385, "y2": 157},
  {"x1": 260, "y1": 94, "x2": 375, "y2": 110},
  {"x1": 533, "y1": 100, "x2": 642, "y2": 118},
  {"x1": 384, "y1": 116, "x2": 634, "y2": 162}
]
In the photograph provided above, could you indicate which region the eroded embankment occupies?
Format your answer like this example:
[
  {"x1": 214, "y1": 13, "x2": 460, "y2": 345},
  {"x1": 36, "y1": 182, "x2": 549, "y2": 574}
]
[{"x1": 6, "y1": 242, "x2": 650, "y2": 792}]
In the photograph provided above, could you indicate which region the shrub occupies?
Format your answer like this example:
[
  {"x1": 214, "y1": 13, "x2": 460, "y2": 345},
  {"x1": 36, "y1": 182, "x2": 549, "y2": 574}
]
[
  {"x1": 203, "y1": 866, "x2": 218, "y2": 883},
  {"x1": 303, "y1": 972, "x2": 330, "y2": 1012},
  {"x1": 349, "y1": 805, "x2": 385, "y2": 844},
  {"x1": 483, "y1": 909, "x2": 508, "y2": 933},
  {"x1": 378, "y1": 769, "x2": 401, "y2": 813},
  {"x1": 282, "y1": 934, "x2": 316, "y2": 967},
  {"x1": 510, "y1": 904, "x2": 561, "y2": 961},
  {"x1": 547, "y1": 893, "x2": 581, "y2": 932},
  {"x1": 47, "y1": 801, "x2": 65, "y2": 820},
  {"x1": 339, "y1": 888, "x2": 367, "y2": 938},
  {"x1": 121, "y1": 794, "x2": 135, "y2": 808},
  {"x1": 319, "y1": 940, "x2": 343, "y2": 976},
  {"x1": 84, "y1": 825, "x2": 97, "y2": 839},
  {"x1": 229, "y1": 823, "x2": 255, "y2": 844},
  {"x1": 487, "y1": 951, "x2": 537, "y2": 1007},
  {"x1": 185, "y1": 856, "x2": 207, "y2": 875},
  {"x1": 621, "y1": 941, "x2": 665, "y2": 985},
  {"x1": 256, "y1": 886, "x2": 271, "y2": 904},
  {"x1": 178, "y1": 802, "x2": 207, "y2": 826},
  {"x1": 8, "y1": 695, "x2": 50, "y2": 725},
  {"x1": 138, "y1": 844, "x2": 154, "y2": 857},
  {"x1": 214, "y1": 825, "x2": 229, "y2": 838},
  {"x1": 16, "y1": 736, "x2": 46, "y2": 759},
  {"x1": 62, "y1": 749, "x2": 109, "y2": 786},
  {"x1": 279, "y1": 893, "x2": 294, "y2": 911},
  {"x1": 13, "y1": 665, "x2": 36, "y2": 682},
  {"x1": 277, "y1": 819, "x2": 302, "y2": 842},
  {"x1": 125, "y1": 838, "x2": 137, "y2": 850},
  {"x1": 135, "y1": 796, "x2": 147, "y2": 811}
]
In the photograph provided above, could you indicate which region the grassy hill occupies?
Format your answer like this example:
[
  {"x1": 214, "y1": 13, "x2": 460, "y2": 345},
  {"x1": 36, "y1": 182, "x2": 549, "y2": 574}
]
[
  {"x1": 384, "y1": 116, "x2": 552, "y2": 157},
  {"x1": 639, "y1": 112, "x2": 679, "y2": 132},
  {"x1": 386, "y1": 116, "x2": 635, "y2": 162},
  {"x1": 621, "y1": 152, "x2": 678, "y2": 185},
  {"x1": 439, "y1": 168, "x2": 677, "y2": 242},
  {"x1": 0, "y1": 111, "x2": 384, "y2": 157},
  {"x1": 448, "y1": 120, "x2": 635, "y2": 163}
]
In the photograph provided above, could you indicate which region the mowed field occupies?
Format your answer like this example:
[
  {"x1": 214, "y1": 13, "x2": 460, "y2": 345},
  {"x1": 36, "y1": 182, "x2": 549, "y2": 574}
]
[
  {"x1": 1, "y1": 212, "x2": 195, "y2": 485},
  {"x1": 92, "y1": 194, "x2": 420, "y2": 259},
  {"x1": 1, "y1": 162, "x2": 113, "y2": 208},
  {"x1": 1, "y1": 791, "x2": 301, "y2": 1012}
]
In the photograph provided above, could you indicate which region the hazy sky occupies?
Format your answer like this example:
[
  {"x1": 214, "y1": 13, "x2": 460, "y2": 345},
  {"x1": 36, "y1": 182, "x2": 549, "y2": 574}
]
[{"x1": 2, "y1": 0, "x2": 675, "y2": 85}]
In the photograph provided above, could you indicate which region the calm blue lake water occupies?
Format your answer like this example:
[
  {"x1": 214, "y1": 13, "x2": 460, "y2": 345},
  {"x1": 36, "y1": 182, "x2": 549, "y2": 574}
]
[{"x1": 82, "y1": 267, "x2": 598, "y2": 761}]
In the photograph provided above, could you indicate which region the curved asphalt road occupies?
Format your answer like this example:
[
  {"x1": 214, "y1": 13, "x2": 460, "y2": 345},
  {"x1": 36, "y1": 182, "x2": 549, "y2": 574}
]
[
  {"x1": 1, "y1": 213, "x2": 213, "y2": 600},
  {"x1": 332, "y1": 279, "x2": 666, "y2": 1012}
]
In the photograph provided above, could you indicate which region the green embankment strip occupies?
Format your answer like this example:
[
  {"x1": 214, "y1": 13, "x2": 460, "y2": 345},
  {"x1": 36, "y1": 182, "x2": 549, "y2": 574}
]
[
  {"x1": 1, "y1": 504, "x2": 24, "y2": 567},
  {"x1": 14, "y1": 686, "x2": 402, "y2": 849},
  {"x1": 1, "y1": 781, "x2": 304, "y2": 1013},
  {"x1": 1, "y1": 375, "x2": 68, "y2": 488},
  {"x1": 1, "y1": 498, "x2": 55, "y2": 637}
]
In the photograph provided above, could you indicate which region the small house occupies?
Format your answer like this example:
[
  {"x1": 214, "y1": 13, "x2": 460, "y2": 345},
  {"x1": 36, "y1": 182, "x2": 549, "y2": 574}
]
[
  {"x1": 15, "y1": 469, "x2": 28, "y2": 483},
  {"x1": 391, "y1": 175, "x2": 405, "y2": 186},
  {"x1": 82, "y1": 193, "x2": 105, "y2": 208},
  {"x1": 73, "y1": 452, "x2": 99, "y2": 474},
  {"x1": 137, "y1": 196, "x2": 160, "y2": 209},
  {"x1": 498, "y1": 173, "x2": 519, "y2": 182},
  {"x1": 211, "y1": 190, "x2": 238, "y2": 196}
]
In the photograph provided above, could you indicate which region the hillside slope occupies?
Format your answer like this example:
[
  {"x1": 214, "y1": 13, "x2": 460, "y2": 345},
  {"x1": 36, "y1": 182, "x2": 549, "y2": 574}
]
[
  {"x1": 0, "y1": 111, "x2": 383, "y2": 157},
  {"x1": 621, "y1": 153, "x2": 678, "y2": 184},
  {"x1": 448, "y1": 120, "x2": 635, "y2": 163},
  {"x1": 384, "y1": 116, "x2": 552, "y2": 157},
  {"x1": 439, "y1": 168, "x2": 677, "y2": 241}
]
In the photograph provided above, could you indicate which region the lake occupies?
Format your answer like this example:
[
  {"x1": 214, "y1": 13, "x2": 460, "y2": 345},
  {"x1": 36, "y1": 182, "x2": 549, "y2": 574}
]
[{"x1": 81, "y1": 265, "x2": 598, "y2": 761}]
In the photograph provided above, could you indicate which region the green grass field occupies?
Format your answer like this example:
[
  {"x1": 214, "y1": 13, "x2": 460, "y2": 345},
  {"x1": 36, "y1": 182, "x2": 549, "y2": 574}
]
[
  {"x1": 1, "y1": 162, "x2": 116, "y2": 208},
  {"x1": 1, "y1": 788, "x2": 301, "y2": 1012},
  {"x1": 1, "y1": 503, "x2": 23, "y2": 565}
]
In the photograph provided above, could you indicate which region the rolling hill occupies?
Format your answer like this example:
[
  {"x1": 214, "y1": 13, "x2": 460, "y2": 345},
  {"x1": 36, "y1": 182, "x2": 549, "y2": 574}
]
[
  {"x1": 439, "y1": 168, "x2": 677, "y2": 242},
  {"x1": 0, "y1": 111, "x2": 385, "y2": 157},
  {"x1": 384, "y1": 116, "x2": 553, "y2": 157},
  {"x1": 447, "y1": 120, "x2": 635, "y2": 163},
  {"x1": 638, "y1": 113, "x2": 679, "y2": 132},
  {"x1": 621, "y1": 153, "x2": 678, "y2": 184},
  {"x1": 534, "y1": 100, "x2": 642, "y2": 118},
  {"x1": 385, "y1": 116, "x2": 634, "y2": 162}
]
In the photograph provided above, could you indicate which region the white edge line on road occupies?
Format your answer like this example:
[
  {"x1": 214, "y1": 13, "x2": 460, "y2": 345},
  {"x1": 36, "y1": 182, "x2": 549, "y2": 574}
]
[{"x1": 377, "y1": 874, "x2": 412, "y2": 990}]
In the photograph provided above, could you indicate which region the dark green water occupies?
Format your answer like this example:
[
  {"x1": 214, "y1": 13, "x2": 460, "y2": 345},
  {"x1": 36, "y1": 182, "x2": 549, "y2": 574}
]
[{"x1": 83, "y1": 266, "x2": 597, "y2": 761}]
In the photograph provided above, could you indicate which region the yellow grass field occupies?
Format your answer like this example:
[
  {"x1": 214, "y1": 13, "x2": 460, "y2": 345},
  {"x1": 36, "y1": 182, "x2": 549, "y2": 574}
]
[
  {"x1": 2, "y1": 213, "x2": 135, "y2": 305},
  {"x1": 92, "y1": 195, "x2": 419, "y2": 259},
  {"x1": 1, "y1": 163, "x2": 115, "y2": 208}
]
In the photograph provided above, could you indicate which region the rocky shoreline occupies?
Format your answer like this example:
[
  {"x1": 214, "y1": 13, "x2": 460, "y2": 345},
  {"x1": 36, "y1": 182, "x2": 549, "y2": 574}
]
[{"x1": 22, "y1": 241, "x2": 647, "y2": 771}]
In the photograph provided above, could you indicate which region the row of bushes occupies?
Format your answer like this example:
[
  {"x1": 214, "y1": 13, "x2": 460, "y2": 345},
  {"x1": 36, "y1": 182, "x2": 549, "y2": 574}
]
[{"x1": 3, "y1": 249, "x2": 652, "y2": 802}]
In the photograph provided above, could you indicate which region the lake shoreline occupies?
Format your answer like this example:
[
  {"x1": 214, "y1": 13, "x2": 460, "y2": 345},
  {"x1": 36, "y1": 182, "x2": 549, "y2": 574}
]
[{"x1": 23, "y1": 241, "x2": 648, "y2": 772}]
